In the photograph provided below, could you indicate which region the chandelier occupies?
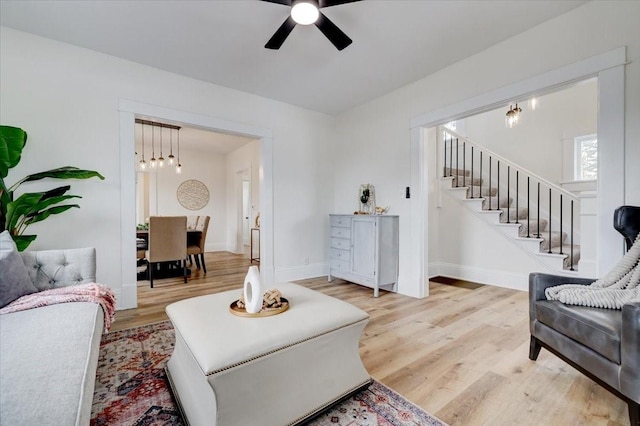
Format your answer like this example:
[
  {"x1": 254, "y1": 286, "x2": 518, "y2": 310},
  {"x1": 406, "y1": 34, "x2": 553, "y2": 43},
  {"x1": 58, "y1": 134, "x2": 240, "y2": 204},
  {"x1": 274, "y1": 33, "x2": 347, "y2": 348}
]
[{"x1": 135, "y1": 119, "x2": 182, "y2": 173}]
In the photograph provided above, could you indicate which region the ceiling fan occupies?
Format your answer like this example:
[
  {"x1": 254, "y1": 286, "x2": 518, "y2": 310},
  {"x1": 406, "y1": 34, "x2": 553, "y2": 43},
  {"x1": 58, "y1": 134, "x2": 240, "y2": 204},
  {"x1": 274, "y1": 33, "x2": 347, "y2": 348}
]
[{"x1": 261, "y1": 0, "x2": 361, "y2": 51}]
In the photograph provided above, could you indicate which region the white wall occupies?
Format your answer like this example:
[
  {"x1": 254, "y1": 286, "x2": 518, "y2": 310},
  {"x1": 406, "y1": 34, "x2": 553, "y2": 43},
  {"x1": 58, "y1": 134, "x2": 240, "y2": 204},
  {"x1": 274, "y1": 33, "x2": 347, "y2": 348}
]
[
  {"x1": 145, "y1": 150, "x2": 227, "y2": 252},
  {"x1": 462, "y1": 79, "x2": 598, "y2": 185},
  {"x1": 2, "y1": 1, "x2": 638, "y2": 304},
  {"x1": 0, "y1": 26, "x2": 336, "y2": 308},
  {"x1": 335, "y1": 1, "x2": 640, "y2": 295},
  {"x1": 225, "y1": 140, "x2": 260, "y2": 253}
]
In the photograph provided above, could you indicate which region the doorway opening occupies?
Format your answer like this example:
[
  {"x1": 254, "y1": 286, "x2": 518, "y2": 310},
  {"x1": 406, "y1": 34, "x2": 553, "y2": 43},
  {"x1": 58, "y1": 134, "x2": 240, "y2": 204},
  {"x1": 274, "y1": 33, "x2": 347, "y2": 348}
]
[
  {"x1": 134, "y1": 122, "x2": 260, "y2": 295},
  {"x1": 409, "y1": 47, "x2": 625, "y2": 298},
  {"x1": 119, "y1": 100, "x2": 274, "y2": 310}
]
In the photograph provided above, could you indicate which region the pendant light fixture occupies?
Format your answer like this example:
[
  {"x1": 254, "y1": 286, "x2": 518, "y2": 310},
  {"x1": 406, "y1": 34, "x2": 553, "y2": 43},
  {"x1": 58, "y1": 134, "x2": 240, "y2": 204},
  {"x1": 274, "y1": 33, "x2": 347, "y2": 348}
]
[
  {"x1": 158, "y1": 127, "x2": 165, "y2": 167},
  {"x1": 149, "y1": 126, "x2": 157, "y2": 168},
  {"x1": 135, "y1": 119, "x2": 182, "y2": 172},
  {"x1": 168, "y1": 128, "x2": 175, "y2": 165},
  {"x1": 505, "y1": 103, "x2": 522, "y2": 129},
  {"x1": 176, "y1": 127, "x2": 182, "y2": 174},
  {"x1": 139, "y1": 123, "x2": 147, "y2": 170}
]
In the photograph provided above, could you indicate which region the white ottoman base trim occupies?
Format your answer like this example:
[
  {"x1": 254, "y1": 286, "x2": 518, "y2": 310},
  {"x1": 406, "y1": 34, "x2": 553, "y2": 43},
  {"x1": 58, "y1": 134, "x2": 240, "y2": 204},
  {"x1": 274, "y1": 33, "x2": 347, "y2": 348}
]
[{"x1": 166, "y1": 319, "x2": 370, "y2": 426}]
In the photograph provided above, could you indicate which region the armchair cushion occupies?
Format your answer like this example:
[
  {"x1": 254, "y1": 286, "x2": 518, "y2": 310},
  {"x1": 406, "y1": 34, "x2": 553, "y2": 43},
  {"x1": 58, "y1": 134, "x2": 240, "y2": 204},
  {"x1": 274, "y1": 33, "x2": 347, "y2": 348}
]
[{"x1": 536, "y1": 300, "x2": 622, "y2": 363}]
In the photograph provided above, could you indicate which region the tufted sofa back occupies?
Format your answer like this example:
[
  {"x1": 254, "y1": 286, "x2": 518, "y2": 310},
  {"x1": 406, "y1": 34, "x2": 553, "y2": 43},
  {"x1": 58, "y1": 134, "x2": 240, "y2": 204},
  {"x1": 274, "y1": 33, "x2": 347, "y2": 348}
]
[{"x1": 19, "y1": 248, "x2": 96, "y2": 291}]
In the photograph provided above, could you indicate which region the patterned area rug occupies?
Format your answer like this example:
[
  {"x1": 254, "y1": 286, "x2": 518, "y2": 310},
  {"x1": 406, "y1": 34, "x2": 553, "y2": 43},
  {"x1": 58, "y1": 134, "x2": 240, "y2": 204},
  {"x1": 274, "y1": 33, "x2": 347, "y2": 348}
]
[{"x1": 91, "y1": 321, "x2": 445, "y2": 426}]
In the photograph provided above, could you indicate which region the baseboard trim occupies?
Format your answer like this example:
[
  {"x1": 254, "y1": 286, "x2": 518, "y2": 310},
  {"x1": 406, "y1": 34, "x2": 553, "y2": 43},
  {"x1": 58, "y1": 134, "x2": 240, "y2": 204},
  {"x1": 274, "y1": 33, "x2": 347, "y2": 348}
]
[
  {"x1": 429, "y1": 262, "x2": 528, "y2": 291},
  {"x1": 205, "y1": 242, "x2": 227, "y2": 252},
  {"x1": 275, "y1": 262, "x2": 328, "y2": 283}
]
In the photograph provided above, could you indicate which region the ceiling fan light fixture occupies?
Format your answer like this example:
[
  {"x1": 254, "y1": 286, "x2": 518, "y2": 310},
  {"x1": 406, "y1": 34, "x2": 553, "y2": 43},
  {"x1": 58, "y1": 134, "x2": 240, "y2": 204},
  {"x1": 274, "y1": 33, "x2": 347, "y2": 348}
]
[{"x1": 291, "y1": 2, "x2": 319, "y2": 25}]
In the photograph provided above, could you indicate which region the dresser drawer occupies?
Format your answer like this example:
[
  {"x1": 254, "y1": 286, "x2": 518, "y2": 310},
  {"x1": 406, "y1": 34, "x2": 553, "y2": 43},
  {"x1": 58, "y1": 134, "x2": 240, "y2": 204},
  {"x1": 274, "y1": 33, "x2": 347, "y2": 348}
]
[
  {"x1": 330, "y1": 216, "x2": 352, "y2": 228},
  {"x1": 329, "y1": 258, "x2": 349, "y2": 273},
  {"x1": 330, "y1": 227, "x2": 351, "y2": 239},
  {"x1": 330, "y1": 238, "x2": 351, "y2": 250},
  {"x1": 330, "y1": 248, "x2": 351, "y2": 261}
]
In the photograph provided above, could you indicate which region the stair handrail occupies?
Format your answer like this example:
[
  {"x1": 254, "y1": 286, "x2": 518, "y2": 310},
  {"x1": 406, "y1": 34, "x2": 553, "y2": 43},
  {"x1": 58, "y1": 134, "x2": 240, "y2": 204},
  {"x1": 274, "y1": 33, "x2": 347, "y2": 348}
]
[{"x1": 442, "y1": 127, "x2": 579, "y2": 202}]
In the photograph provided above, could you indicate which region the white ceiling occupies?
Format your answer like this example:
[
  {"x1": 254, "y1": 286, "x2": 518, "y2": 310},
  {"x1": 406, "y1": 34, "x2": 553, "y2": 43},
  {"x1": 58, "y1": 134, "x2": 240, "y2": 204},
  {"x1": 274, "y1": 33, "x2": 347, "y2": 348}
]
[{"x1": 0, "y1": 0, "x2": 587, "y2": 115}]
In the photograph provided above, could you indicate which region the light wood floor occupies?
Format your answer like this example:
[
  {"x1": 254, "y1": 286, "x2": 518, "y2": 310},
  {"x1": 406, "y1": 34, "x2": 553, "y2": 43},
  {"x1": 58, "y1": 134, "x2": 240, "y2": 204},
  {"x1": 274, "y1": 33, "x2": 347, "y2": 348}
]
[{"x1": 113, "y1": 252, "x2": 629, "y2": 426}]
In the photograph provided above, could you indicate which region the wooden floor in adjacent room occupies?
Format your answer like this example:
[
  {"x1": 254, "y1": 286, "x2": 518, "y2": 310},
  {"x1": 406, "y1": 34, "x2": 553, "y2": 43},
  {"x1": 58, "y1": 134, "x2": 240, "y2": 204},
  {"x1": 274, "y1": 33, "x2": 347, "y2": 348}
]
[{"x1": 112, "y1": 252, "x2": 629, "y2": 426}]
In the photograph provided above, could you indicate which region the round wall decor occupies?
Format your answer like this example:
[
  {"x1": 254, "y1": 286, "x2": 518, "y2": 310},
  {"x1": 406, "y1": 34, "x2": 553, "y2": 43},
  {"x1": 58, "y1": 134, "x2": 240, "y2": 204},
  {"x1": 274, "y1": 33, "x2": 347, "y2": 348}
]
[{"x1": 177, "y1": 179, "x2": 210, "y2": 210}]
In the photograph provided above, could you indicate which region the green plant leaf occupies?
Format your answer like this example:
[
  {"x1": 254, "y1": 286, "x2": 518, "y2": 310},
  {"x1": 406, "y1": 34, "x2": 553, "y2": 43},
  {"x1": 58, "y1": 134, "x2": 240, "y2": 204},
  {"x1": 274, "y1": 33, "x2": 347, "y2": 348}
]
[
  {"x1": 0, "y1": 126, "x2": 27, "y2": 179},
  {"x1": 40, "y1": 185, "x2": 71, "y2": 200},
  {"x1": 22, "y1": 167, "x2": 105, "y2": 182},
  {"x1": 13, "y1": 234, "x2": 37, "y2": 252},
  {"x1": 24, "y1": 204, "x2": 80, "y2": 226},
  {"x1": 6, "y1": 192, "x2": 43, "y2": 233},
  {"x1": 6, "y1": 191, "x2": 81, "y2": 233},
  {"x1": 0, "y1": 177, "x2": 9, "y2": 231},
  {"x1": 25, "y1": 194, "x2": 81, "y2": 218}
]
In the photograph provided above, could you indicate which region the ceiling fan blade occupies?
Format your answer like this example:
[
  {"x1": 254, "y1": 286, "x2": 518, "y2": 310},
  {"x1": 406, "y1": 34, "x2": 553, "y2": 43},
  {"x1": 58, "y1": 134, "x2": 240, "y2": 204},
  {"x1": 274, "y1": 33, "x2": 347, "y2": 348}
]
[
  {"x1": 265, "y1": 16, "x2": 297, "y2": 49},
  {"x1": 260, "y1": 0, "x2": 292, "y2": 5},
  {"x1": 314, "y1": 11, "x2": 352, "y2": 50},
  {"x1": 319, "y1": 0, "x2": 360, "y2": 7}
]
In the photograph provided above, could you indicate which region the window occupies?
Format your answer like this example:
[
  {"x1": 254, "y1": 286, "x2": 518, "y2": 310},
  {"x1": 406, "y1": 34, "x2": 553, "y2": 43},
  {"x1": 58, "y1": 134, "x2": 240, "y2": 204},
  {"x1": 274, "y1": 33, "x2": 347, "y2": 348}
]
[{"x1": 574, "y1": 134, "x2": 597, "y2": 181}]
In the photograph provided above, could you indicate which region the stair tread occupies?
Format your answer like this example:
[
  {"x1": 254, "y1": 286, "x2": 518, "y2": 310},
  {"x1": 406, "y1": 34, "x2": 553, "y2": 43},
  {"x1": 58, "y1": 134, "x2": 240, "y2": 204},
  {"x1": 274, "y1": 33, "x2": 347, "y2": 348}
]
[
  {"x1": 443, "y1": 167, "x2": 471, "y2": 177},
  {"x1": 445, "y1": 183, "x2": 581, "y2": 273}
]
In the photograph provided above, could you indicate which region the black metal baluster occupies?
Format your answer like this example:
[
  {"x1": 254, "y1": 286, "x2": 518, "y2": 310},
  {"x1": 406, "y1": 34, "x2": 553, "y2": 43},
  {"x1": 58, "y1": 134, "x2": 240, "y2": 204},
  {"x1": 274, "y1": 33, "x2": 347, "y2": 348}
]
[
  {"x1": 506, "y1": 166, "x2": 511, "y2": 223},
  {"x1": 479, "y1": 152, "x2": 483, "y2": 201},
  {"x1": 443, "y1": 135, "x2": 448, "y2": 178},
  {"x1": 559, "y1": 194, "x2": 564, "y2": 255},
  {"x1": 548, "y1": 188, "x2": 552, "y2": 254},
  {"x1": 536, "y1": 182, "x2": 541, "y2": 237},
  {"x1": 449, "y1": 136, "x2": 453, "y2": 177},
  {"x1": 455, "y1": 138, "x2": 459, "y2": 187},
  {"x1": 516, "y1": 171, "x2": 520, "y2": 224},
  {"x1": 497, "y1": 161, "x2": 501, "y2": 216},
  {"x1": 463, "y1": 142, "x2": 466, "y2": 188},
  {"x1": 470, "y1": 147, "x2": 474, "y2": 198},
  {"x1": 570, "y1": 200, "x2": 575, "y2": 271},
  {"x1": 527, "y1": 176, "x2": 530, "y2": 237},
  {"x1": 489, "y1": 156, "x2": 492, "y2": 210}
]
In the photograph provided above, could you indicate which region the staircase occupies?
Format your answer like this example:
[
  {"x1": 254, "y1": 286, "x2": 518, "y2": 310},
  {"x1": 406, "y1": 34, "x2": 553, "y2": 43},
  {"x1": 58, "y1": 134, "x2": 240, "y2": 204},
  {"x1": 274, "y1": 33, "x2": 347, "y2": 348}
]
[{"x1": 441, "y1": 127, "x2": 581, "y2": 274}]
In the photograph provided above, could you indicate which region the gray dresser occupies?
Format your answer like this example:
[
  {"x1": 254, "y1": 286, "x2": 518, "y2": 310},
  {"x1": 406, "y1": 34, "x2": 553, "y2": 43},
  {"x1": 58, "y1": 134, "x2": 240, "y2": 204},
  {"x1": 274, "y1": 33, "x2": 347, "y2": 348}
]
[{"x1": 328, "y1": 214, "x2": 399, "y2": 297}]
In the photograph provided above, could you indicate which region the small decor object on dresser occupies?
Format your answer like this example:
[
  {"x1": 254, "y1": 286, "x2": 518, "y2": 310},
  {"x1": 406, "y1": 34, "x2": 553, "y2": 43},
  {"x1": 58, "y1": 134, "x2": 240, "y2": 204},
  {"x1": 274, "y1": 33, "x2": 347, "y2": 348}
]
[
  {"x1": 176, "y1": 179, "x2": 209, "y2": 210},
  {"x1": 357, "y1": 183, "x2": 376, "y2": 214}
]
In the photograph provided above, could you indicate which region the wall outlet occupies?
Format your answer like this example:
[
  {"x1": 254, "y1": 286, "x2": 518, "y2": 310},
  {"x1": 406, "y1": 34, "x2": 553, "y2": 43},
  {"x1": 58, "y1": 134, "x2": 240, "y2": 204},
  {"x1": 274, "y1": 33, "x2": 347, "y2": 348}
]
[{"x1": 304, "y1": 257, "x2": 309, "y2": 265}]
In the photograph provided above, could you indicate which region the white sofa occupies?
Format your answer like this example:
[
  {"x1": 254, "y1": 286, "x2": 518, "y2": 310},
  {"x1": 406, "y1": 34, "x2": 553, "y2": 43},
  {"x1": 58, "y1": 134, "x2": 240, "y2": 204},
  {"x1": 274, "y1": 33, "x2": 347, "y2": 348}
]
[{"x1": 0, "y1": 244, "x2": 104, "y2": 425}]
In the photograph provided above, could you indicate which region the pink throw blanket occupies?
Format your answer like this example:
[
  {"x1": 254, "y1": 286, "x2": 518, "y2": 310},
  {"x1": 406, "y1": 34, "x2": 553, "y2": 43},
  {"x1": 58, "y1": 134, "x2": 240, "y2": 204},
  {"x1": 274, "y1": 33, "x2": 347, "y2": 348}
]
[{"x1": 0, "y1": 283, "x2": 117, "y2": 331}]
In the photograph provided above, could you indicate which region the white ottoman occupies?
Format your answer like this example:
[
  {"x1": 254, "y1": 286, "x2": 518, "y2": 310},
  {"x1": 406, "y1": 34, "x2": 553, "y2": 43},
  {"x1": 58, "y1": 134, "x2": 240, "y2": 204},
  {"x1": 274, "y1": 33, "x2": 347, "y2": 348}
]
[{"x1": 165, "y1": 282, "x2": 371, "y2": 426}]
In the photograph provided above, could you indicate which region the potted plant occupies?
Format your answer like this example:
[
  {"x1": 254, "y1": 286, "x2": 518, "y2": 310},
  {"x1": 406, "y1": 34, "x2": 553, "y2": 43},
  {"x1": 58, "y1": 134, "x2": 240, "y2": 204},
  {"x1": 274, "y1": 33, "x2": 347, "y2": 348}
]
[{"x1": 0, "y1": 125, "x2": 104, "y2": 251}]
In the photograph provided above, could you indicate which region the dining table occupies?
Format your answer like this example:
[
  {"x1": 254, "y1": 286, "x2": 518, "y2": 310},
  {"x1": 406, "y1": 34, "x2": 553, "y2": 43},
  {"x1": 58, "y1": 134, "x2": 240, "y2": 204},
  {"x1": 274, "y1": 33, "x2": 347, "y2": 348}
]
[{"x1": 136, "y1": 228, "x2": 202, "y2": 246}]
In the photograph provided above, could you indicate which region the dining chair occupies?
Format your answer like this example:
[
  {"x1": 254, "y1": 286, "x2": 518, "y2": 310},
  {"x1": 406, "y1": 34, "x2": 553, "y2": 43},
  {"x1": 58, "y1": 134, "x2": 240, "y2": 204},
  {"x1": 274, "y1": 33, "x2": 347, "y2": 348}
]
[
  {"x1": 187, "y1": 215, "x2": 210, "y2": 274},
  {"x1": 187, "y1": 215, "x2": 199, "y2": 230},
  {"x1": 145, "y1": 216, "x2": 187, "y2": 288}
]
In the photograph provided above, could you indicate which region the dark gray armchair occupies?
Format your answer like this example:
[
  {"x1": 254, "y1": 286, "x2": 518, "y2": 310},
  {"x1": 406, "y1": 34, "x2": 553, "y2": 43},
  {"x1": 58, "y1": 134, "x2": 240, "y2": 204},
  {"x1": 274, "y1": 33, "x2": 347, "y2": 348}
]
[{"x1": 529, "y1": 206, "x2": 640, "y2": 426}]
